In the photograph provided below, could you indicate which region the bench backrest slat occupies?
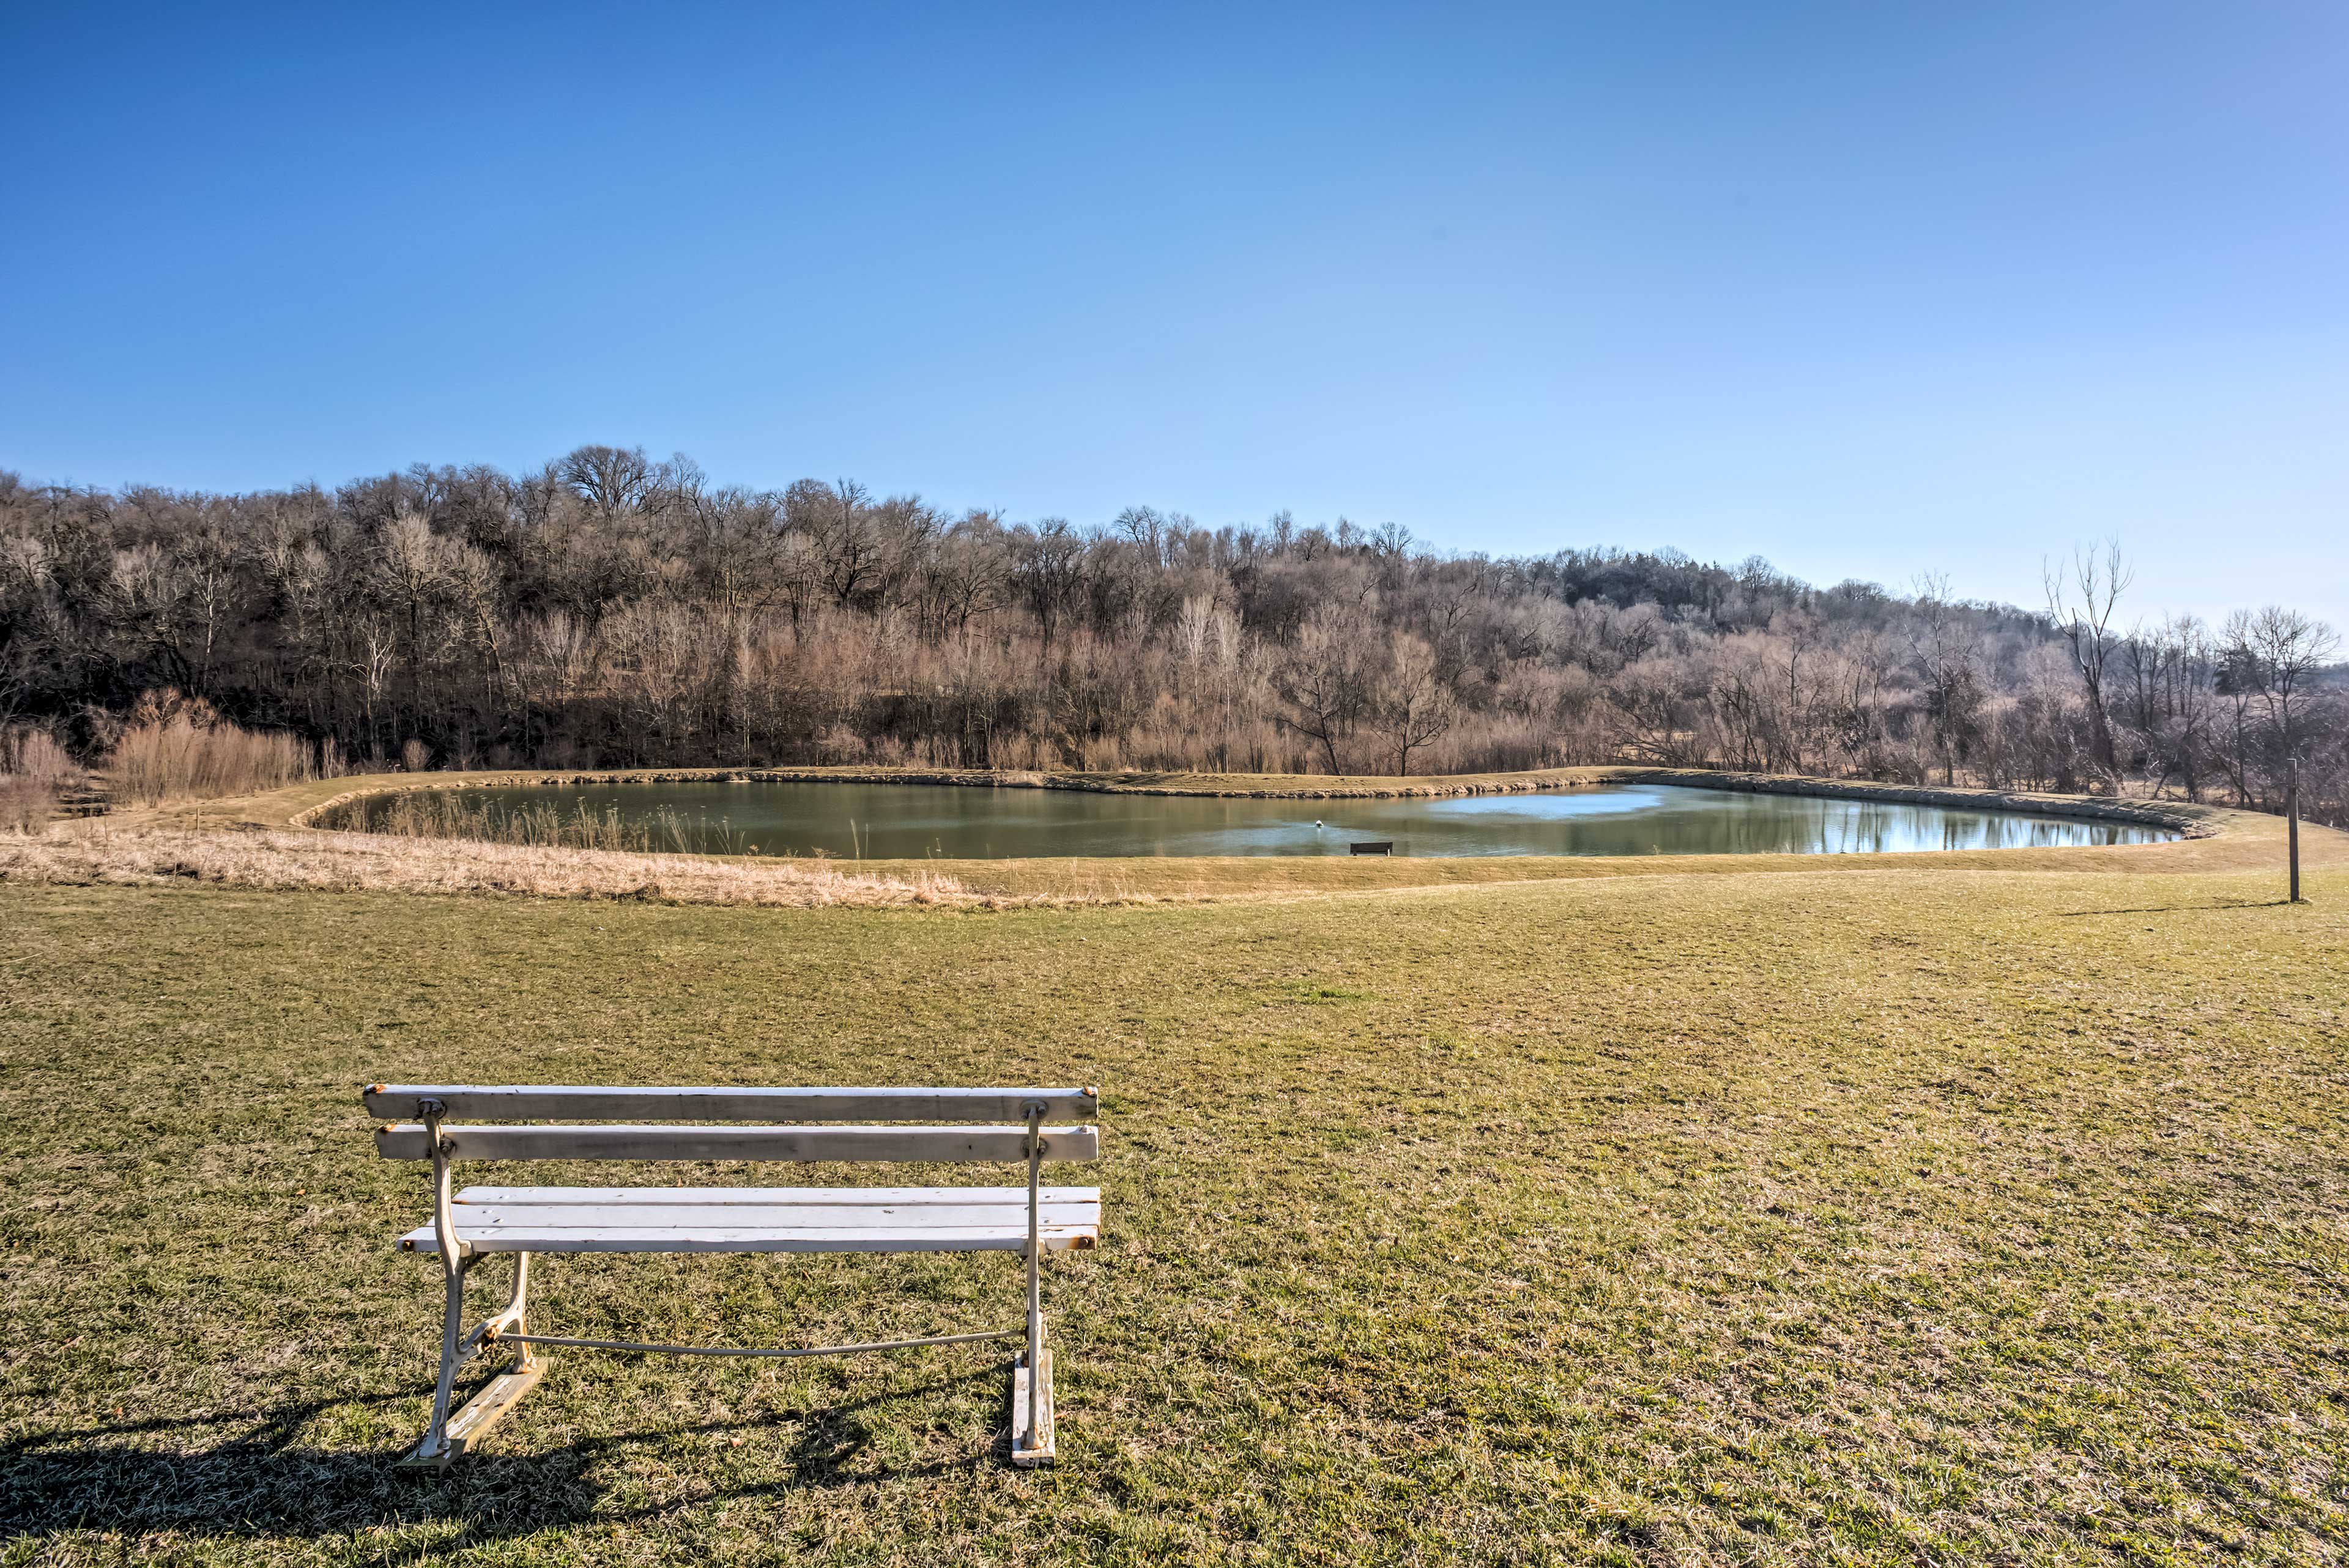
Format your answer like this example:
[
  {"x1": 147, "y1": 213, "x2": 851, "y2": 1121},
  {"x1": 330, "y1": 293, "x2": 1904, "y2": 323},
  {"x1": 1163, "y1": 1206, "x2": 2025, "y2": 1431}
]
[
  {"x1": 362, "y1": 1085, "x2": 1099, "y2": 1123},
  {"x1": 374, "y1": 1123, "x2": 1100, "y2": 1164}
]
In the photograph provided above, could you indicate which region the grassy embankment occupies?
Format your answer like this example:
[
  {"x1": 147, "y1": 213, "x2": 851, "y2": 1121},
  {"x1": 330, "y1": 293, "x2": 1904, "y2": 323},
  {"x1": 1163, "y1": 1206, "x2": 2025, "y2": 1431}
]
[{"x1": 4, "y1": 799, "x2": 2346, "y2": 1562}]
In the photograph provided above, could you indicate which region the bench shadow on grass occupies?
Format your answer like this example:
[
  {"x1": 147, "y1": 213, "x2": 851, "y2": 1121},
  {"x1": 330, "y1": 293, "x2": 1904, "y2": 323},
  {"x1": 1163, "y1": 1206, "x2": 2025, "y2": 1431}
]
[{"x1": 2, "y1": 1369, "x2": 998, "y2": 1547}]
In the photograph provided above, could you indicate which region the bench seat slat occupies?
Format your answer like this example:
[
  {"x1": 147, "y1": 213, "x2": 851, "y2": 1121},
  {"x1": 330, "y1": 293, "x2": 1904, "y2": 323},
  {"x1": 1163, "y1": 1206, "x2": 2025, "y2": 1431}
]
[
  {"x1": 436, "y1": 1202, "x2": 1101, "y2": 1229},
  {"x1": 365, "y1": 1085, "x2": 1099, "y2": 1123},
  {"x1": 396, "y1": 1222, "x2": 1099, "y2": 1255},
  {"x1": 375, "y1": 1124, "x2": 1099, "y2": 1163},
  {"x1": 454, "y1": 1185, "x2": 1100, "y2": 1206}
]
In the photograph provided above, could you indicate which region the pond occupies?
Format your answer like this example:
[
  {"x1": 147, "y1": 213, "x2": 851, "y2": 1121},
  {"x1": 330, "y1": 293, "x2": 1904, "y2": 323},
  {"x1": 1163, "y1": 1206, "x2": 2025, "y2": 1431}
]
[{"x1": 350, "y1": 781, "x2": 2173, "y2": 858}]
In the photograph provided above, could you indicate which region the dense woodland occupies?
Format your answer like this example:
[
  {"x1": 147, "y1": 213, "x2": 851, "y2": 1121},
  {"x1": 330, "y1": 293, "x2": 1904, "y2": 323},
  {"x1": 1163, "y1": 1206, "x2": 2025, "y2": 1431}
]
[{"x1": 1, "y1": 447, "x2": 2341, "y2": 825}]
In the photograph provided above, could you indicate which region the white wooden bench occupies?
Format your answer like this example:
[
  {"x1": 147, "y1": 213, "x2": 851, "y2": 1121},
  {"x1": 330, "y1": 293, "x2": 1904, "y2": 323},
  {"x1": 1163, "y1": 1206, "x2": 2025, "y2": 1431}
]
[{"x1": 363, "y1": 1083, "x2": 1101, "y2": 1468}]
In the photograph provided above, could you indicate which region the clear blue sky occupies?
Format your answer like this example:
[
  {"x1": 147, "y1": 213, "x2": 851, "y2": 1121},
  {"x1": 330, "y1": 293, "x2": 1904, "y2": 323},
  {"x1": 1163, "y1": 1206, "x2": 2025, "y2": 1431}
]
[{"x1": 6, "y1": 2, "x2": 2345, "y2": 629}]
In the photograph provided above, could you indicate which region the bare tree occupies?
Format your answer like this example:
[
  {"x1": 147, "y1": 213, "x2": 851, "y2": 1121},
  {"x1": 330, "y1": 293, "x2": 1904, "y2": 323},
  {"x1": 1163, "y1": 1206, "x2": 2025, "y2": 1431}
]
[
  {"x1": 558, "y1": 445, "x2": 653, "y2": 516},
  {"x1": 921, "y1": 515, "x2": 1010, "y2": 638},
  {"x1": 374, "y1": 513, "x2": 455, "y2": 730},
  {"x1": 2224, "y1": 606, "x2": 2340, "y2": 900},
  {"x1": 1012, "y1": 519, "x2": 1085, "y2": 656},
  {"x1": 2044, "y1": 539, "x2": 2132, "y2": 779},
  {"x1": 1276, "y1": 610, "x2": 1364, "y2": 774},
  {"x1": 2113, "y1": 614, "x2": 2221, "y2": 801},
  {"x1": 1911, "y1": 572, "x2": 1984, "y2": 784},
  {"x1": 174, "y1": 529, "x2": 241, "y2": 698},
  {"x1": 2225, "y1": 607, "x2": 2339, "y2": 757},
  {"x1": 795, "y1": 478, "x2": 892, "y2": 608},
  {"x1": 1367, "y1": 633, "x2": 1455, "y2": 776}
]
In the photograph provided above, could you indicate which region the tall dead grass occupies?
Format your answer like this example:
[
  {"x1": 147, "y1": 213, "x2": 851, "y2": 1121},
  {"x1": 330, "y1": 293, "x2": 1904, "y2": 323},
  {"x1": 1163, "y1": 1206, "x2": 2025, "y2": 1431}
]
[
  {"x1": 319, "y1": 790, "x2": 751, "y2": 854},
  {"x1": 106, "y1": 716, "x2": 315, "y2": 806},
  {"x1": 1, "y1": 728, "x2": 81, "y2": 833},
  {"x1": 0, "y1": 823, "x2": 999, "y2": 908}
]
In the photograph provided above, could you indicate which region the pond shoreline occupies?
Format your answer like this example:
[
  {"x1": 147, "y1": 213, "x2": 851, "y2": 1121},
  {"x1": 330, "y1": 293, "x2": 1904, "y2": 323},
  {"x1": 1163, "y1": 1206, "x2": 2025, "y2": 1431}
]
[{"x1": 289, "y1": 764, "x2": 2216, "y2": 840}]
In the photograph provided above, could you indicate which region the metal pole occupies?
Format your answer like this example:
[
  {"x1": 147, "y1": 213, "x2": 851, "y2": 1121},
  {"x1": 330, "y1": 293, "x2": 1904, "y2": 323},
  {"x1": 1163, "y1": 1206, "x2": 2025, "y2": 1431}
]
[
  {"x1": 424, "y1": 1258, "x2": 468, "y2": 1454},
  {"x1": 419, "y1": 1101, "x2": 470, "y2": 1457},
  {"x1": 508, "y1": 1252, "x2": 537, "y2": 1372},
  {"x1": 2288, "y1": 758, "x2": 2302, "y2": 903},
  {"x1": 1023, "y1": 1101, "x2": 1044, "y2": 1454}
]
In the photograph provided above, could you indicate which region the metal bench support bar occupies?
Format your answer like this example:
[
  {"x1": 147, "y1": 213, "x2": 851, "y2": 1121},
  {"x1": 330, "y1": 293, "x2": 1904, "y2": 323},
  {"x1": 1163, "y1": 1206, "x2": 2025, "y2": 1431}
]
[
  {"x1": 1019, "y1": 1101, "x2": 1050, "y2": 1466},
  {"x1": 499, "y1": 1328, "x2": 1020, "y2": 1358}
]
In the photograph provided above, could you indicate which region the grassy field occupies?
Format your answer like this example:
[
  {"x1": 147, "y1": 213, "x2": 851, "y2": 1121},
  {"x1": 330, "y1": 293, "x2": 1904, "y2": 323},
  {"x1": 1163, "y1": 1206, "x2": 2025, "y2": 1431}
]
[{"x1": 4, "y1": 828, "x2": 2347, "y2": 1562}]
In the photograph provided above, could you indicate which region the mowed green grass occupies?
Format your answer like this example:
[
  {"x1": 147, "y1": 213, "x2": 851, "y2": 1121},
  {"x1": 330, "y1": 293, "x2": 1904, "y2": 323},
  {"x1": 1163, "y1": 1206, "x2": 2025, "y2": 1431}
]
[{"x1": 3, "y1": 856, "x2": 2346, "y2": 1564}]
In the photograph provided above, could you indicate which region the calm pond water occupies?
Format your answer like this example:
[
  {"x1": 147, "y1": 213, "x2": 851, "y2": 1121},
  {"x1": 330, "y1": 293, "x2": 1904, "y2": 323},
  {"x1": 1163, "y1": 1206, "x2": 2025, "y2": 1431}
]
[{"x1": 379, "y1": 781, "x2": 2172, "y2": 858}]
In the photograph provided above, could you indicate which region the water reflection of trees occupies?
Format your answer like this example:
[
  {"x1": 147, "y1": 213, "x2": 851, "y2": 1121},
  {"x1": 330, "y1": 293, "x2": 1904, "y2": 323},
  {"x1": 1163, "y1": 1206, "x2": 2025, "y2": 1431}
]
[{"x1": 340, "y1": 782, "x2": 2156, "y2": 860}]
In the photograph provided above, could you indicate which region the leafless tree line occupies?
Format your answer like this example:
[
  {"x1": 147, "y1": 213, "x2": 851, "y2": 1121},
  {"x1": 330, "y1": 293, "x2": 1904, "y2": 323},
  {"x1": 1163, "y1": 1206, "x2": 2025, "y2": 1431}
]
[{"x1": 1, "y1": 450, "x2": 2339, "y2": 823}]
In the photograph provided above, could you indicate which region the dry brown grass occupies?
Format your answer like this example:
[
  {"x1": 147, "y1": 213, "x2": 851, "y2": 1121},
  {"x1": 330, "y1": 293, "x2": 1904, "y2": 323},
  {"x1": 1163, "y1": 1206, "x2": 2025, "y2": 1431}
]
[
  {"x1": 0, "y1": 727, "x2": 81, "y2": 833},
  {"x1": 0, "y1": 779, "x2": 49, "y2": 834},
  {"x1": 327, "y1": 788, "x2": 754, "y2": 853},
  {"x1": 105, "y1": 716, "x2": 315, "y2": 806},
  {"x1": 1, "y1": 727, "x2": 79, "y2": 786},
  {"x1": 0, "y1": 822, "x2": 994, "y2": 909}
]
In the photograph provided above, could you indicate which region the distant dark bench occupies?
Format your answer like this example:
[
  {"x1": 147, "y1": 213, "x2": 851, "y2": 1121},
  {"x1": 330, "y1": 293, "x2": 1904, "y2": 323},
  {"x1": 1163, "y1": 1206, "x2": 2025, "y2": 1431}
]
[
  {"x1": 365, "y1": 1083, "x2": 1100, "y2": 1468},
  {"x1": 1349, "y1": 841, "x2": 1394, "y2": 855}
]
